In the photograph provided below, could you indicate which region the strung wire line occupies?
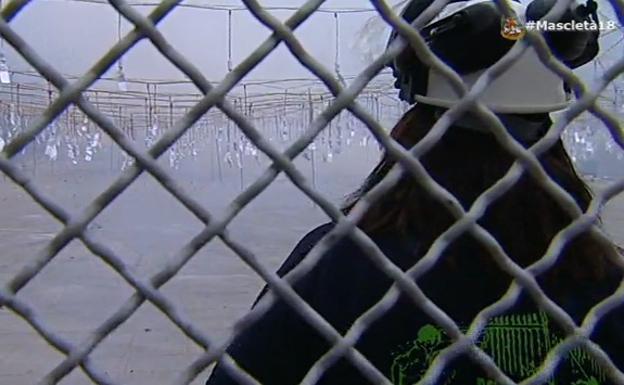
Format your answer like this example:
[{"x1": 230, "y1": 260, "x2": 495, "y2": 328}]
[
  {"x1": 60, "y1": 0, "x2": 382, "y2": 13},
  {"x1": 116, "y1": 10, "x2": 124, "y2": 74},
  {"x1": 227, "y1": 9, "x2": 232, "y2": 72},
  {"x1": 0, "y1": 0, "x2": 3, "y2": 51},
  {"x1": 334, "y1": 12, "x2": 346, "y2": 85}
]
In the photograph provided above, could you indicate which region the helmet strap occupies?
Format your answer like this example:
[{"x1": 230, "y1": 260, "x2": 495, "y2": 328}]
[{"x1": 432, "y1": 106, "x2": 552, "y2": 144}]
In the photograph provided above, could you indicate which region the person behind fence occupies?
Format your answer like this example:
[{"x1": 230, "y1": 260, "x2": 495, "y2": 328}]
[{"x1": 206, "y1": 0, "x2": 624, "y2": 383}]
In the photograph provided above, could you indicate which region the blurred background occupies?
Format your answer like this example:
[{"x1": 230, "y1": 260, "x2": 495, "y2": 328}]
[{"x1": 0, "y1": 0, "x2": 622, "y2": 384}]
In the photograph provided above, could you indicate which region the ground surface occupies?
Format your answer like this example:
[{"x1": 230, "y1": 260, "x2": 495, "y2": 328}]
[
  {"x1": 0, "y1": 136, "x2": 378, "y2": 385},
  {"x1": 1, "y1": 138, "x2": 623, "y2": 385}
]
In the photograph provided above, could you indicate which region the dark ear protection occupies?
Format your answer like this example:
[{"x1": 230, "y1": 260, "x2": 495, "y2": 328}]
[
  {"x1": 388, "y1": 0, "x2": 601, "y2": 104},
  {"x1": 526, "y1": 0, "x2": 600, "y2": 67}
]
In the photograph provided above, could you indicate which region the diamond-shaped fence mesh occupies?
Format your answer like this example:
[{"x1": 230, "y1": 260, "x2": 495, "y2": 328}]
[{"x1": 0, "y1": 0, "x2": 623, "y2": 384}]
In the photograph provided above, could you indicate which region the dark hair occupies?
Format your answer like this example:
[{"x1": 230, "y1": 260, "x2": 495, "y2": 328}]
[{"x1": 343, "y1": 103, "x2": 620, "y2": 304}]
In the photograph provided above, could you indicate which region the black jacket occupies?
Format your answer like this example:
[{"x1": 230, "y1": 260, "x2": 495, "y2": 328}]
[{"x1": 206, "y1": 223, "x2": 624, "y2": 385}]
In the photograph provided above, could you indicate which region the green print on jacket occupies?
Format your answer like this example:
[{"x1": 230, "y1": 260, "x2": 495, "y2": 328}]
[{"x1": 389, "y1": 312, "x2": 606, "y2": 385}]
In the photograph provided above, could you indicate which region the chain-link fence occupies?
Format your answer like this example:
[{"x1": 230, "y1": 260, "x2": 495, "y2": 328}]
[{"x1": 0, "y1": 0, "x2": 623, "y2": 384}]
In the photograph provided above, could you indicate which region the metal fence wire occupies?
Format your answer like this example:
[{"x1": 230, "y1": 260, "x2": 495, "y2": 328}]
[{"x1": 0, "y1": 0, "x2": 623, "y2": 384}]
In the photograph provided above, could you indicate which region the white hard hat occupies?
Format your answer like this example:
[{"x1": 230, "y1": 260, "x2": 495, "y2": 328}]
[
  {"x1": 414, "y1": 46, "x2": 571, "y2": 113},
  {"x1": 388, "y1": 0, "x2": 600, "y2": 113}
]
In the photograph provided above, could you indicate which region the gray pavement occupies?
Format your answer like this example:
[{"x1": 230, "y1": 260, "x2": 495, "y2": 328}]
[
  {"x1": 0, "y1": 141, "x2": 375, "y2": 385},
  {"x1": 1, "y1": 143, "x2": 623, "y2": 385}
]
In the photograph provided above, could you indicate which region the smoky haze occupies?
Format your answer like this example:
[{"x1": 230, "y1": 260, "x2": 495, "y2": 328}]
[
  {"x1": 5, "y1": 0, "x2": 393, "y2": 87},
  {"x1": 3, "y1": 0, "x2": 621, "y2": 90}
]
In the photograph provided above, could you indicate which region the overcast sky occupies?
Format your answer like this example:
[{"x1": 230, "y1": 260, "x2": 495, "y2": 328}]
[{"x1": 4, "y1": 0, "x2": 395, "y2": 84}]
